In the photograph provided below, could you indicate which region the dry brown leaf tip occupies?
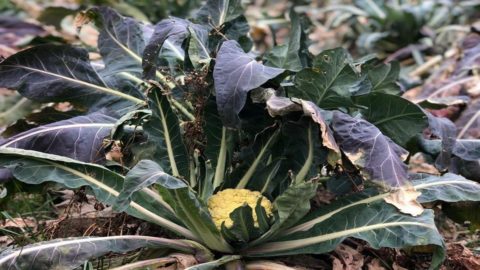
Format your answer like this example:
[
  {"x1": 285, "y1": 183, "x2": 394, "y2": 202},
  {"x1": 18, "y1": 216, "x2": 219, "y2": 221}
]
[{"x1": 384, "y1": 186, "x2": 424, "y2": 216}]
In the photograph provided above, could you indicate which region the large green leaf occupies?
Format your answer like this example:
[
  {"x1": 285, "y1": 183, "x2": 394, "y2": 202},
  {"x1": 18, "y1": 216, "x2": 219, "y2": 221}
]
[
  {"x1": 233, "y1": 127, "x2": 281, "y2": 189},
  {"x1": 187, "y1": 26, "x2": 211, "y2": 69},
  {"x1": 112, "y1": 157, "x2": 230, "y2": 252},
  {"x1": 194, "y1": 0, "x2": 243, "y2": 27},
  {"x1": 116, "y1": 159, "x2": 186, "y2": 213},
  {"x1": 221, "y1": 204, "x2": 260, "y2": 245},
  {"x1": 265, "y1": 10, "x2": 303, "y2": 71},
  {"x1": 283, "y1": 174, "x2": 480, "y2": 237},
  {"x1": 0, "y1": 235, "x2": 208, "y2": 270},
  {"x1": 0, "y1": 112, "x2": 115, "y2": 163},
  {"x1": 143, "y1": 88, "x2": 189, "y2": 178},
  {"x1": 142, "y1": 18, "x2": 206, "y2": 79},
  {"x1": 0, "y1": 148, "x2": 194, "y2": 239},
  {"x1": 355, "y1": 92, "x2": 428, "y2": 147},
  {"x1": 412, "y1": 173, "x2": 480, "y2": 203},
  {"x1": 87, "y1": 7, "x2": 148, "y2": 77},
  {"x1": 245, "y1": 201, "x2": 444, "y2": 269},
  {"x1": 364, "y1": 60, "x2": 401, "y2": 95},
  {"x1": 203, "y1": 99, "x2": 235, "y2": 189},
  {"x1": 213, "y1": 40, "x2": 284, "y2": 127},
  {"x1": 167, "y1": 187, "x2": 233, "y2": 253},
  {"x1": 0, "y1": 45, "x2": 144, "y2": 113},
  {"x1": 291, "y1": 48, "x2": 370, "y2": 109},
  {"x1": 250, "y1": 182, "x2": 318, "y2": 246},
  {"x1": 246, "y1": 172, "x2": 480, "y2": 265}
]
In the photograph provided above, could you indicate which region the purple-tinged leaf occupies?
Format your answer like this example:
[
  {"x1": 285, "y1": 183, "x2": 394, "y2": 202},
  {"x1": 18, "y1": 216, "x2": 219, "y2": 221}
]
[
  {"x1": 426, "y1": 113, "x2": 457, "y2": 170},
  {"x1": 0, "y1": 112, "x2": 115, "y2": 163},
  {"x1": 0, "y1": 45, "x2": 144, "y2": 114},
  {"x1": 142, "y1": 18, "x2": 206, "y2": 79},
  {"x1": 0, "y1": 235, "x2": 203, "y2": 270},
  {"x1": 88, "y1": 7, "x2": 149, "y2": 77},
  {"x1": 355, "y1": 92, "x2": 428, "y2": 147},
  {"x1": 142, "y1": 18, "x2": 189, "y2": 79},
  {"x1": 331, "y1": 111, "x2": 408, "y2": 187},
  {"x1": 213, "y1": 40, "x2": 284, "y2": 127},
  {"x1": 194, "y1": 0, "x2": 243, "y2": 27}
]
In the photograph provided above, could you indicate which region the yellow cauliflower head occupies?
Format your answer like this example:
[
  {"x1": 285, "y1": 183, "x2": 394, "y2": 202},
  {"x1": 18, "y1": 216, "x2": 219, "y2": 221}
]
[{"x1": 207, "y1": 188, "x2": 273, "y2": 229}]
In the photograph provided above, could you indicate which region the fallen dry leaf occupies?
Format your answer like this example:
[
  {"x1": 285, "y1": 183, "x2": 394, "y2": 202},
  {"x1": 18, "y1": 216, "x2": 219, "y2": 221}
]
[
  {"x1": 392, "y1": 262, "x2": 408, "y2": 270},
  {"x1": 0, "y1": 236, "x2": 13, "y2": 247},
  {"x1": 333, "y1": 244, "x2": 364, "y2": 270},
  {"x1": 170, "y1": 253, "x2": 198, "y2": 269},
  {"x1": 1, "y1": 217, "x2": 37, "y2": 232},
  {"x1": 384, "y1": 186, "x2": 424, "y2": 216},
  {"x1": 445, "y1": 243, "x2": 480, "y2": 270},
  {"x1": 332, "y1": 257, "x2": 344, "y2": 270},
  {"x1": 367, "y1": 258, "x2": 387, "y2": 270},
  {"x1": 54, "y1": 190, "x2": 114, "y2": 219}
]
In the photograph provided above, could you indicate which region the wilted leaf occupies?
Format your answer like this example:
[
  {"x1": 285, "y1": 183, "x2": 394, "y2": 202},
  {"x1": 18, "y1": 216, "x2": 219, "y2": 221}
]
[
  {"x1": 333, "y1": 244, "x2": 364, "y2": 270},
  {"x1": 301, "y1": 101, "x2": 341, "y2": 161},
  {"x1": 331, "y1": 111, "x2": 408, "y2": 187},
  {"x1": 213, "y1": 40, "x2": 284, "y2": 127},
  {"x1": 265, "y1": 95, "x2": 302, "y2": 117},
  {"x1": 355, "y1": 92, "x2": 427, "y2": 147},
  {"x1": 418, "y1": 96, "x2": 470, "y2": 109},
  {"x1": 384, "y1": 186, "x2": 423, "y2": 216}
]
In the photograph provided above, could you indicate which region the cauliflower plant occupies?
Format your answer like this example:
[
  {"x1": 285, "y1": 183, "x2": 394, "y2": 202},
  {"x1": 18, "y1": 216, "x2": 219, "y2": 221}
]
[{"x1": 208, "y1": 189, "x2": 273, "y2": 229}]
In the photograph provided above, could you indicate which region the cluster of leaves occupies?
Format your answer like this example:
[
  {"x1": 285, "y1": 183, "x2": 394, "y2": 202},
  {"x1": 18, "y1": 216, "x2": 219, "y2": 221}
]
[
  {"x1": 0, "y1": 0, "x2": 479, "y2": 269},
  {"x1": 313, "y1": 0, "x2": 480, "y2": 55}
]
